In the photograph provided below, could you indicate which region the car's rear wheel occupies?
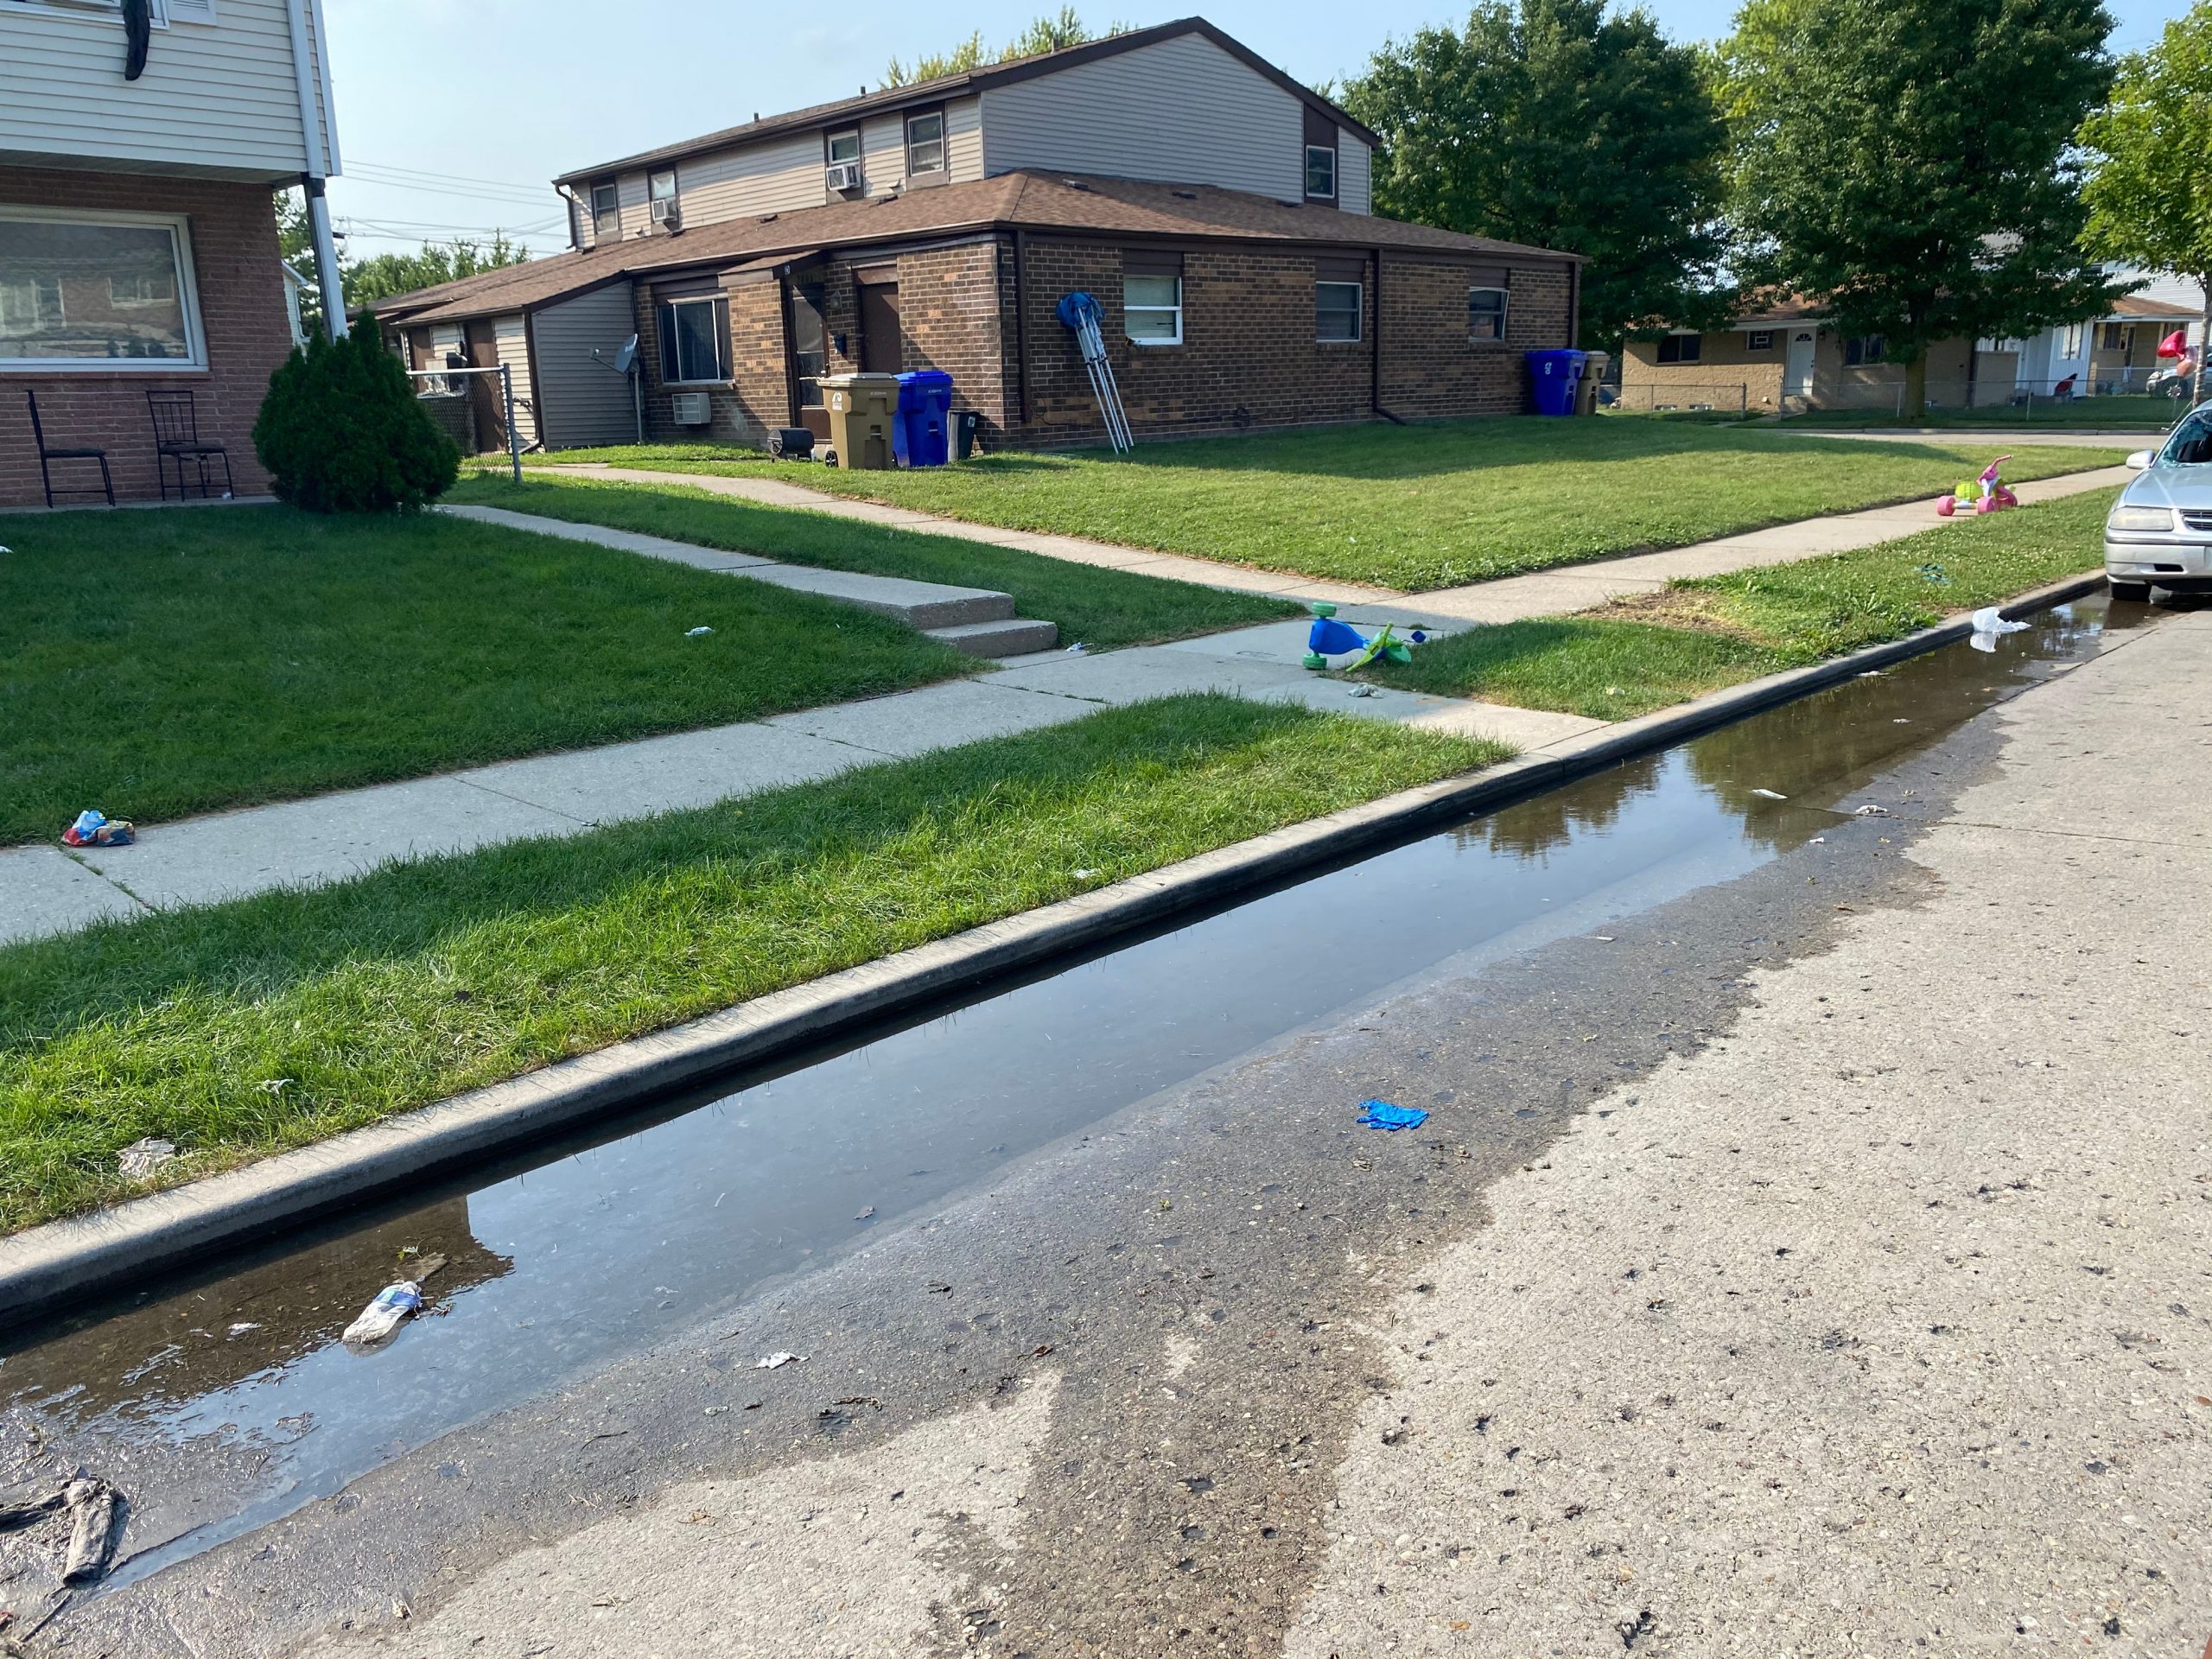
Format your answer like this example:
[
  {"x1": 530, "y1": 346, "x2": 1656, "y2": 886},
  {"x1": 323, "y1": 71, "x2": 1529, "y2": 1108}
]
[{"x1": 2108, "y1": 579, "x2": 2152, "y2": 602}]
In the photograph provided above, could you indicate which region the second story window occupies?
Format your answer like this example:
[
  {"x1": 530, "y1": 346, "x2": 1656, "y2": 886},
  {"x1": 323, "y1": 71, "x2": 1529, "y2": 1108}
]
[
  {"x1": 590, "y1": 181, "x2": 620, "y2": 239},
  {"x1": 906, "y1": 111, "x2": 945, "y2": 177},
  {"x1": 649, "y1": 170, "x2": 678, "y2": 226},
  {"x1": 1305, "y1": 145, "x2": 1336, "y2": 200}
]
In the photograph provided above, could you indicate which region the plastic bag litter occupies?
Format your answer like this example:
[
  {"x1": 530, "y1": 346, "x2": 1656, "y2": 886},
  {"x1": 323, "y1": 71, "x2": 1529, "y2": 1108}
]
[
  {"x1": 117, "y1": 1137, "x2": 177, "y2": 1179},
  {"x1": 62, "y1": 809, "x2": 134, "y2": 849},
  {"x1": 1348, "y1": 683, "x2": 1377, "y2": 698},
  {"x1": 1853, "y1": 804, "x2": 1893, "y2": 817},
  {"x1": 342, "y1": 1253, "x2": 447, "y2": 1348},
  {"x1": 754, "y1": 1351, "x2": 807, "y2": 1370},
  {"x1": 1357, "y1": 1099, "x2": 1428, "y2": 1132},
  {"x1": 1751, "y1": 787, "x2": 1788, "y2": 800},
  {"x1": 685, "y1": 626, "x2": 715, "y2": 637},
  {"x1": 1970, "y1": 607, "x2": 2029, "y2": 637},
  {"x1": 343, "y1": 1282, "x2": 423, "y2": 1347}
]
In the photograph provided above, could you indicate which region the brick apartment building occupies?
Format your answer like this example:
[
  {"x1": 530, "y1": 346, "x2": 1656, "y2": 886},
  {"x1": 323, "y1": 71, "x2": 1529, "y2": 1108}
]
[
  {"x1": 2, "y1": 0, "x2": 340, "y2": 509},
  {"x1": 372, "y1": 19, "x2": 1583, "y2": 453}
]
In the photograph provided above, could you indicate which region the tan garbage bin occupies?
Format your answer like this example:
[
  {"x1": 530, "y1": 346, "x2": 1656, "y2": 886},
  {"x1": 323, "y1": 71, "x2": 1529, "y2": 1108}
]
[
  {"x1": 1576, "y1": 351, "x2": 1610, "y2": 416},
  {"x1": 822, "y1": 372, "x2": 899, "y2": 469}
]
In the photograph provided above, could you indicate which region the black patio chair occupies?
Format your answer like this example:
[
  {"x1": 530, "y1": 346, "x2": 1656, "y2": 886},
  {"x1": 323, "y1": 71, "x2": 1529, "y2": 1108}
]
[
  {"x1": 147, "y1": 388, "x2": 234, "y2": 500},
  {"x1": 24, "y1": 391, "x2": 115, "y2": 509}
]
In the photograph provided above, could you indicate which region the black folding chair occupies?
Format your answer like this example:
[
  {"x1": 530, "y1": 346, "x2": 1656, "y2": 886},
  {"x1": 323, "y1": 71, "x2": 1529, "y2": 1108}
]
[
  {"x1": 147, "y1": 389, "x2": 234, "y2": 500},
  {"x1": 24, "y1": 390, "x2": 115, "y2": 509}
]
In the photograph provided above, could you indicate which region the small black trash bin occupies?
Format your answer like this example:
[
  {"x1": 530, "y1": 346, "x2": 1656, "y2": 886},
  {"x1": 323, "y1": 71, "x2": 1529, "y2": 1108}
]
[{"x1": 952, "y1": 410, "x2": 981, "y2": 461}]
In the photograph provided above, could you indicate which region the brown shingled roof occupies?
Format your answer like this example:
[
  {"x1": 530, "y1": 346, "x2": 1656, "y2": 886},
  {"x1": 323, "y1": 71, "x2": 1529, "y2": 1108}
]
[
  {"x1": 2106, "y1": 294, "x2": 2199, "y2": 321},
  {"x1": 371, "y1": 171, "x2": 1583, "y2": 327},
  {"x1": 550, "y1": 18, "x2": 1380, "y2": 188}
]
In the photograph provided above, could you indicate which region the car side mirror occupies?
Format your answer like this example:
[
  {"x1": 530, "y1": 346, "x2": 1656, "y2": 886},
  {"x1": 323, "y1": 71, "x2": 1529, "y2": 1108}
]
[{"x1": 2125, "y1": 449, "x2": 2154, "y2": 470}]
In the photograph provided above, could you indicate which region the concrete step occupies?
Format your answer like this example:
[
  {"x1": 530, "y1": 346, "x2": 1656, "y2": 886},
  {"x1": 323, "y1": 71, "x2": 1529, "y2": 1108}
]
[
  {"x1": 741, "y1": 565, "x2": 1015, "y2": 629},
  {"x1": 925, "y1": 617, "x2": 1059, "y2": 658}
]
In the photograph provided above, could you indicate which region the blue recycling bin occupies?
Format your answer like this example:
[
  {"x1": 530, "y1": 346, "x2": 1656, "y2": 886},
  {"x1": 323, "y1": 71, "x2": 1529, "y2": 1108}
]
[
  {"x1": 1526, "y1": 349, "x2": 1587, "y2": 417},
  {"x1": 893, "y1": 369, "x2": 953, "y2": 467}
]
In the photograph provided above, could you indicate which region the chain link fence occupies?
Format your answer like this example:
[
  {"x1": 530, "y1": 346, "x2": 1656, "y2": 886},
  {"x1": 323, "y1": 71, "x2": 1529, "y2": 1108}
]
[{"x1": 1605, "y1": 382, "x2": 1749, "y2": 415}]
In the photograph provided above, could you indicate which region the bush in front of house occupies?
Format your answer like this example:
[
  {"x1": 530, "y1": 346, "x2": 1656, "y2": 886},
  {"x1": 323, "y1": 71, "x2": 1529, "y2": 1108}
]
[{"x1": 254, "y1": 327, "x2": 460, "y2": 512}]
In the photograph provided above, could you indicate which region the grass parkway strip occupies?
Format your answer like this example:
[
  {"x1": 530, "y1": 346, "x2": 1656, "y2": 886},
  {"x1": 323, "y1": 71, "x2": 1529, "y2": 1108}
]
[
  {"x1": 0, "y1": 696, "x2": 1503, "y2": 1233},
  {"x1": 515, "y1": 418, "x2": 2126, "y2": 591},
  {"x1": 1360, "y1": 487, "x2": 2120, "y2": 718}
]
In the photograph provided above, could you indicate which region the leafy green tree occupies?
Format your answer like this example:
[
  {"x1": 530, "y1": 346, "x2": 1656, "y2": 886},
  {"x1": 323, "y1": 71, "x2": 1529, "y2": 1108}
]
[
  {"x1": 2078, "y1": 0, "x2": 2212, "y2": 402},
  {"x1": 274, "y1": 188, "x2": 531, "y2": 330},
  {"x1": 882, "y1": 10, "x2": 1126, "y2": 88},
  {"x1": 254, "y1": 327, "x2": 460, "y2": 512},
  {"x1": 1342, "y1": 0, "x2": 1732, "y2": 348},
  {"x1": 1727, "y1": 0, "x2": 2120, "y2": 410}
]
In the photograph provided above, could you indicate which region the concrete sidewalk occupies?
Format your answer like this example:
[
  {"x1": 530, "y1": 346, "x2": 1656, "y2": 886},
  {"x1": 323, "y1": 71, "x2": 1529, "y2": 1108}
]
[{"x1": 0, "y1": 467, "x2": 2126, "y2": 944}]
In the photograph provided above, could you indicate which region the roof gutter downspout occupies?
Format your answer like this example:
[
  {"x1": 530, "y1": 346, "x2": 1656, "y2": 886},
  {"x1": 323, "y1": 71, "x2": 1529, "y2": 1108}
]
[{"x1": 284, "y1": 0, "x2": 346, "y2": 338}]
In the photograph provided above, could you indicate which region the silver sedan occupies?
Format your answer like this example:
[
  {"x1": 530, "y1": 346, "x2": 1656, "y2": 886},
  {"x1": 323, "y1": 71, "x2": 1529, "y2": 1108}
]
[{"x1": 2106, "y1": 407, "x2": 2212, "y2": 600}]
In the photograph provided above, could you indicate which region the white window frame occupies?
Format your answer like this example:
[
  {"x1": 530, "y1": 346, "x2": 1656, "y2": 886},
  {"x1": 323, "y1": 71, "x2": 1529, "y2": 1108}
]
[
  {"x1": 589, "y1": 181, "x2": 620, "y2": 238},
  {"x1": 905, "y1": 111, "x2": 945, "y2": 177},
  {"x1": 1, "y1": 0, "x2": 188, "y2": 25},
  {"x1": 1123, "y1": 273, "x2": 1182, "y2": 346},
  {"x1": 648, "y1": 169, "x2": 677, "y2": 224},
  {"x1": 1467, "y1": 285, "x2": 1510, "y2": 344},
  {"x1": 2059, "y1": 321, "x2": 2084, "y2": 357},
  {"x1": 1745, "y1": 329, "x2": 1774, "y2": 351},
  {"x1": 1305, "y1": 145, "x2": 1337, "y2": 200},
  {"x1": 0, "y1": 204, "x2": 206, "y2": 372},
  {"x1": 1315, "y1": 280, "x2": 1362, "y2": 343},
  {"x1": 827, "y1": 130, "x2": 861, "y2": 165}
]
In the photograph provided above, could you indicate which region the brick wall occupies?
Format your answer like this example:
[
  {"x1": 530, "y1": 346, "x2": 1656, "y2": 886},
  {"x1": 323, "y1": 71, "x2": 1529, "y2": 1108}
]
[
  {"x1": 1377, "y1": 257, "x2": 1572, "y2": 421},
  {"x1": 895, "y1": 239, "x2": 1009, "y2": 441},
  {"x1": 1011, "y1": 238, "x2": 1377, "y2": 445},
  {"x1": 1, "y1": 166, "x2": 290, "y2": 508},
  {"x1": 632, "y1": 275, "x2": 791, "y2": 445}
]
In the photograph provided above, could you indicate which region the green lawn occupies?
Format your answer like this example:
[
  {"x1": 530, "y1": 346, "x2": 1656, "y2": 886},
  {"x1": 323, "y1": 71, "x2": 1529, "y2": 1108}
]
[
  {"x1": 518, "y1": 419, "x2": 2126, "y2": 591},
  {"x1": 1774, "y1": 396, "x2": 2181, "y2": 430},
  {"x1": 0, "y1": 696, "x2": 1503, "y2": 1231},
  {"x1": 1364, "y1": 487, "x2": 2119, "y2": 720},
  {"x1": 0, "y1": 504, "x2": 969, "y2": 845},
  {"x1": 448, "y1": 473, "x2": 1296, "y2": 649}
]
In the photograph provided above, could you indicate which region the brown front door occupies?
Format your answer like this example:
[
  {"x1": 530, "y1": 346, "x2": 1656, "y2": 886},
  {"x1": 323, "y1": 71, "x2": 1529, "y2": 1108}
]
[
  {"x1": 859, "y1": 283, "x2": 902, "y2": 373},
  {"x1": 464, "y1": 319, "x2": 506, "y2": 454}
]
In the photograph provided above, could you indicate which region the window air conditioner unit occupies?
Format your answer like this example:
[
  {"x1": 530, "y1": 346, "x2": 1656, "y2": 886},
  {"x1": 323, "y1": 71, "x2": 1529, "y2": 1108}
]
[
  {"x1": 825, "y1": 162, "x2": 861, "y2": 193},
  {"x1": 650, "y1": 197, "x2": 680, "y2": 228},
  {"x1": 671, "y1": 391, "x2": 713, "y2": 426}
]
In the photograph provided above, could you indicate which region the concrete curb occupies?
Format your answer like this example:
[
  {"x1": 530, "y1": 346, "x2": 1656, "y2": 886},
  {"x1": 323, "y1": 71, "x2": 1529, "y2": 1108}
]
[{"x1": 0, "y1": 571, "x2": 2110, "y2": 1329}]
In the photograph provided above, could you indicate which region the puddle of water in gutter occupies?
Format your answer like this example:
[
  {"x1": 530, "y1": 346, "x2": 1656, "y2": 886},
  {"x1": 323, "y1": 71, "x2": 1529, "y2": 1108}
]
[{"x1": 0, "y1": 593, "x2": 2145, "y2": 1581}]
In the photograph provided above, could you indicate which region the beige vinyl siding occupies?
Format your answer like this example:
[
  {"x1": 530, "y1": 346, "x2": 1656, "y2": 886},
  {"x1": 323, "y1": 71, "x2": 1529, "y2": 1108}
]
[
  {"x1": 979, "y1": 33, "x2": 1304, "y2": 200},
  {"x1": 493, "y1": 314, "x2": 538, "y2": 448},
  {"x1": 531, "y1": 281, "x2": 640, "y2": 448},
  {"x1": 1337, "y1": 131, "x2": 1371, "y2": 216},
  {"x1": 945, "y1": 94, "x2": 983, "y2": 182},
  {"x1": 0, "y1": 0, "x2": 329, "y2": 180},
  {"x1": 861, "y1": 112, "x2": 905, "y2": 199},
  {"x1": 615, "y1": 171, "x2": 652, "y2": 240},
  {"x1": 676, "y1": 130, "x2": 823, "y2": 224},
  {"x1": 429, "y1": 323, "x2": 463, "y2": 361}
]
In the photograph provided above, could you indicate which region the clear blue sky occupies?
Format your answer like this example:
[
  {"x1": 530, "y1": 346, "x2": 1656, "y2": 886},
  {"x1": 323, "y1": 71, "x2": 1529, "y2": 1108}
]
[{"x1": 321, "y1": 0, "x2": 2194, "y2": 256}]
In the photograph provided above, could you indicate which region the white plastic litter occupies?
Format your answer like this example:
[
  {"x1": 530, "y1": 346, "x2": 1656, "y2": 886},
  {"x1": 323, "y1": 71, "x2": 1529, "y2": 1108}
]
[
  {"x1": 1065, "y1": 642, "x2": 1090, "y2": 655},
  {"x1": 1853, "y1": 804, "x2": 1893, "y2": 817},
  {"x1": 1073, "y1": 868, "x2": 1101, "y2": 879},
  {"x1": 1348, "y1": 683, "x2": 1377, "y2": 698},
  {"x1": 226, "y1": 1323, "x2": 262, "y2": 1338},
  {"x1": 1970, "y1": 607, "x2": 2029, "y2": 637},
  {"x1": 754, "y1": 1351, "x2": 807, "y2": 1370},
  {"x1": 1751, "y1": 787, "x2": 1788, "y2": 800},
  {"x1": 685, "y1": 626, "x2": 715, "y2": 638},
  {"x1": 117, "y1": 1138, "x2": 177, "y2": 1180},
  {"x1": 342, "y1": 1281, "x2": 423, "y2": 1347}
]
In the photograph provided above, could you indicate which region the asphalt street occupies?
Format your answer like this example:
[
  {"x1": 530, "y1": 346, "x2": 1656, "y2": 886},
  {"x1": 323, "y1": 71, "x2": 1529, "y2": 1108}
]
[{"x1": 12, "y1": 603, "x2": 2207, "y2": 1659}]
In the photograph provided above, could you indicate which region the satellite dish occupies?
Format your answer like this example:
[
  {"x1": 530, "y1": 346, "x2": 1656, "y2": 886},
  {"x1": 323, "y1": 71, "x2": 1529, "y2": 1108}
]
[{"x1": 613, "y1": 334, "x2": 639, "y2": 375}]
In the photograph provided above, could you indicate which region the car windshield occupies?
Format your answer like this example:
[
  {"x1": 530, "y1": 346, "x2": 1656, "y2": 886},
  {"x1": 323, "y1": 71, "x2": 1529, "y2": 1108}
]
[{"x1": 2159, "y1": 409, "x2": 2212, "y2": 466}]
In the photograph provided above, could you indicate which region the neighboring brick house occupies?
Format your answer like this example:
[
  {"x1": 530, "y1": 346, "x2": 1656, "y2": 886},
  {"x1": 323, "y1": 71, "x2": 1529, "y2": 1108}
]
[
  {"x1": 2, "y1": 0, "x2": 342, "y2": 508},
  {"x1": 371, "y1": 19, "x2": 1584, "y2": 452},
  {"x1": 1620, "y1": 288, "x2": 2205, "y2": 416}
]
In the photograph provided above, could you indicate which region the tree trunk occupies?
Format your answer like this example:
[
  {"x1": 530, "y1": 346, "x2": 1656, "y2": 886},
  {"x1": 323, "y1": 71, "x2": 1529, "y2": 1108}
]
[{"x1": 1904, "y1": 346, "x2": 1928, "y2": 421}]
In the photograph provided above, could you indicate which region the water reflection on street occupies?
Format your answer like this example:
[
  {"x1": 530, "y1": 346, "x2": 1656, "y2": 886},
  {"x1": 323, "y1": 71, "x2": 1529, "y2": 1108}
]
[{"x1": 0, "y1": 593, "x2": 2131, "y2": 1582}]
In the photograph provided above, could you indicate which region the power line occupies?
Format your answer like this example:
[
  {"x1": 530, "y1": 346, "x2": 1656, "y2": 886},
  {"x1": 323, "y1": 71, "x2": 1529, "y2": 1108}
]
[
  {"x1": 344, "y1": 156, "x2": 552, "y2": 194},
  {"x1": 342, "y1": 170, "x2": 556, "y2": 210}
]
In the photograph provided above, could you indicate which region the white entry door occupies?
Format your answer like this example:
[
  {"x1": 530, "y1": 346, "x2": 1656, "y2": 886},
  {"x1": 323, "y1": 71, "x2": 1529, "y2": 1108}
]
[{"x1": 1783, "y1": 329, "x2": 1817, "y2": 397}]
